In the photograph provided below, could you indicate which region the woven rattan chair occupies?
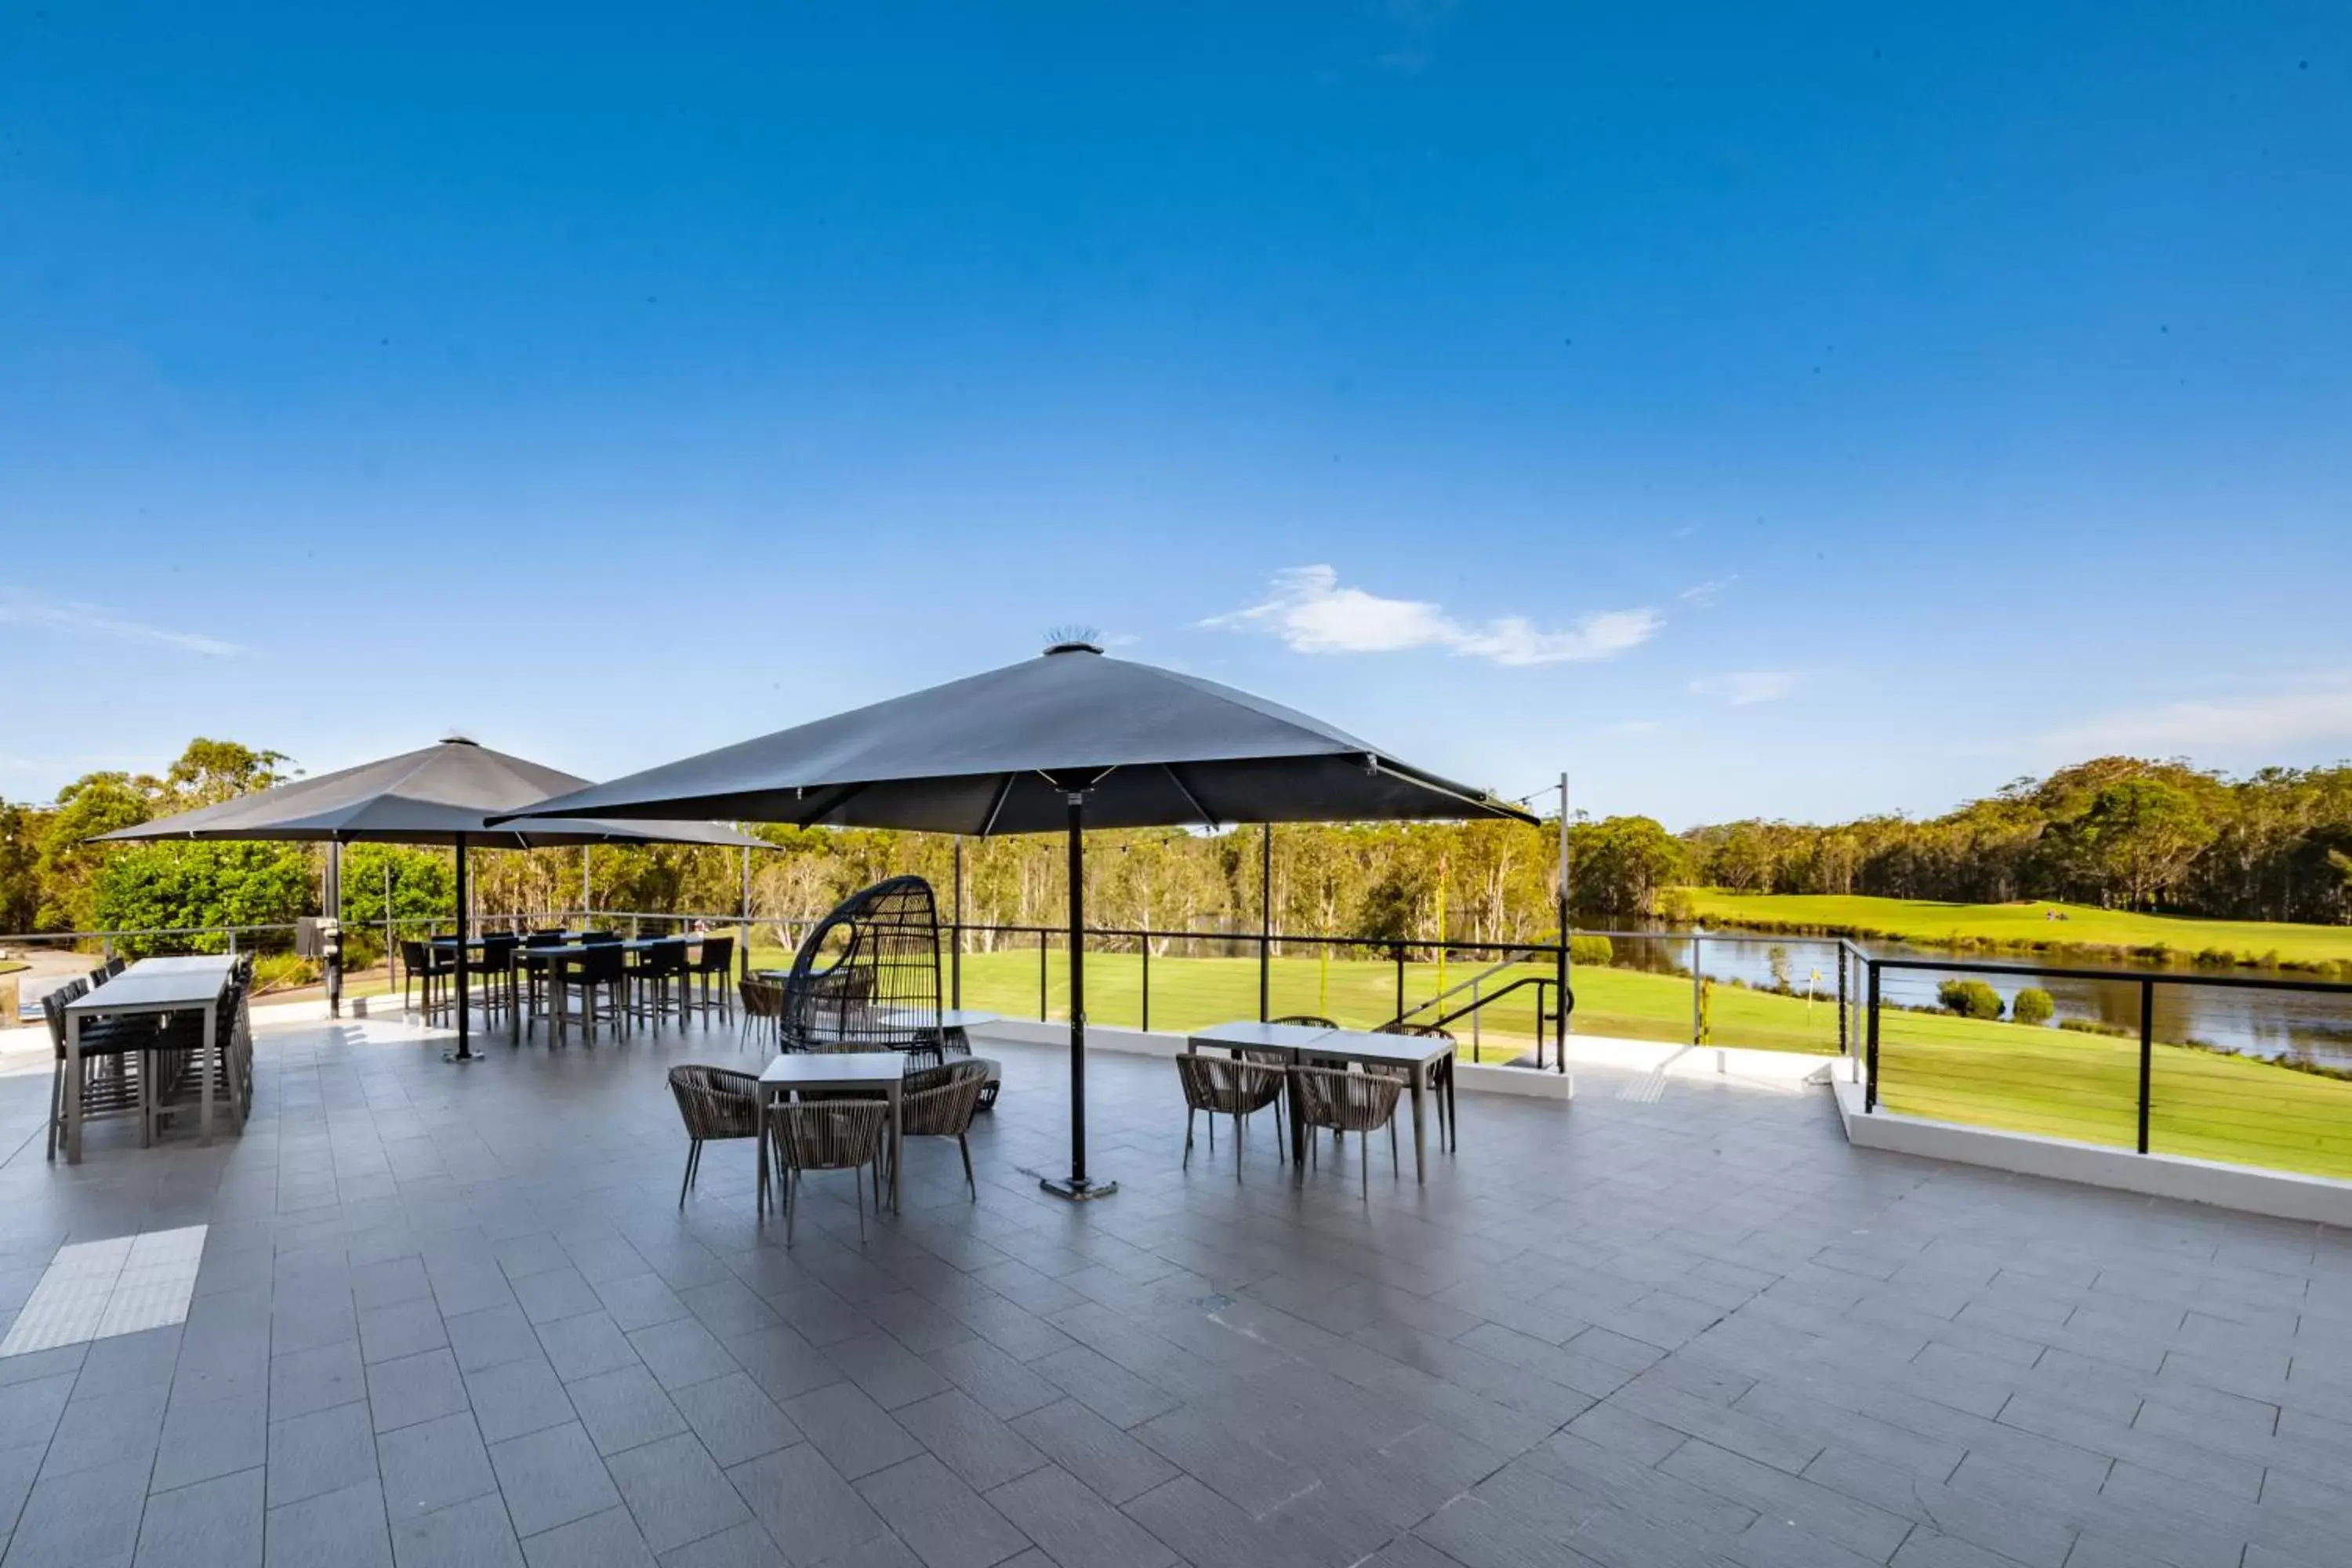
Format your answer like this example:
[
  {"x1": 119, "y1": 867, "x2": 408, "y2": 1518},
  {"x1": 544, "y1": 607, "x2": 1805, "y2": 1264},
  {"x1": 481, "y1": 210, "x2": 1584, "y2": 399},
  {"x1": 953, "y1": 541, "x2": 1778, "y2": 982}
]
[
  {"x1": 779, "y1": 877, "x2": 940, "y2": 1054},
  {"x1": 739, "y1": 976, "x2": 786, "y2": 1051},
  {"x1": 667, "y1": 1065, "x2": 762, "y2": 1210},
  {"x1": 1375, "y1": 1022, "x2": 1454, "y2": 1149},
  {"x1": 1175, "y1": 1054, "x2": 1287, "y2": 1177},
  {"x1": 901, "y1": 1059, "x2": 990, "y2": 1197},
  {"x1": 1269, "y1": 1013, "x2": 1346, "y2": 1148},
  {"x1": 768, "y1": 1098, "x2": 891, "y2": 1245},
  {"x1": 1292, "y1": 1064, "x2": 1404, "y2": 1197}
]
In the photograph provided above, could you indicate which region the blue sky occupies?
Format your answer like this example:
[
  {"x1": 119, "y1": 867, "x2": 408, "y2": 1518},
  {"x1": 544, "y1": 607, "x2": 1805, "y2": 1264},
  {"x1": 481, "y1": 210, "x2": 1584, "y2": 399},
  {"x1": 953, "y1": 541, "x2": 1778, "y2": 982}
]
[{"x1": 4, "y1": 2, "x2": 2347, "y2": 829}]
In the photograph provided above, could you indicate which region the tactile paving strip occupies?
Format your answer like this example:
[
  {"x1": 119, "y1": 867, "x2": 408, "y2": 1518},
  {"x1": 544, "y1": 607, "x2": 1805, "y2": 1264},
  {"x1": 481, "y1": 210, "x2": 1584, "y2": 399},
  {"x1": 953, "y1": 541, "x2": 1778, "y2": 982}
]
[{"x1": 0, "y1": 1225, "x2": 205, "y2": 1356}]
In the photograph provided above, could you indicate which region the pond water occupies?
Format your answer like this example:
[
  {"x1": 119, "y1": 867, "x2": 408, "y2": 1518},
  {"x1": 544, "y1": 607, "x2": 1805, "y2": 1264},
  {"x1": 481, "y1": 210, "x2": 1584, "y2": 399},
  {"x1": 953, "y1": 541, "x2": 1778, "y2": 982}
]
[{"x1": 1595, "y1": 926, "x2": 2352, "y2": 1071}]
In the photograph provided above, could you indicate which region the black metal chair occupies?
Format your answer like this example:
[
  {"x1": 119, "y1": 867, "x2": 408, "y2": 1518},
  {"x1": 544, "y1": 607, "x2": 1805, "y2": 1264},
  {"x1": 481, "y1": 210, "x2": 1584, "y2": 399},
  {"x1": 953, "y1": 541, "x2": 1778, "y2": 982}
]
[
  {"x1": 41, "y1": 980, "x2": 146, "y2": 1160},
  {"x1": 401, "y1": 939, "x2": 458, "y2": 1024},
  {"x1": 474, "y1": 933, "x2": 521, "y2": 1022},
  {"x1": 779, "y1": 876, "x2": 941, "y2": 1055},
  {"x1": 557, "y1": 942, "x2": 629, "y2": 1042},
  {"x1": 520, "y1": 931, "x2": 567, "y2": 1021},
  {"x1": 628, "y1": 939, "x2": 689, "y2": 1030},
  {"x1": 687, "y1": 936, "x2": 735, "y2": 1024}
]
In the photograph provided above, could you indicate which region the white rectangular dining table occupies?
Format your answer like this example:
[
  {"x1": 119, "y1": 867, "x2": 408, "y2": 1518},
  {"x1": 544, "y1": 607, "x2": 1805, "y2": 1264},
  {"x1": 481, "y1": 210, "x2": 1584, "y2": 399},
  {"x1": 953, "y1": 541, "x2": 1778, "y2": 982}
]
[
  {"x1": 60, "y1": 955, "x2": 237, "y2": 1163},
  {"x1": 1187, "y1": 1019, "x2": 1456, "y2": 1183},
  {"x1": 755, "y1": 1052, "x2": 906, "y2": 1218}
]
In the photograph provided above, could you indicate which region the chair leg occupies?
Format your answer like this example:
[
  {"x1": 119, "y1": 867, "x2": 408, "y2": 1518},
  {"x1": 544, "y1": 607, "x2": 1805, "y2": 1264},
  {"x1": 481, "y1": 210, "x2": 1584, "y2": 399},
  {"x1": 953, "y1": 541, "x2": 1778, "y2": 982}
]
[
  {"x1": 1183, "y1": 1108, "x2": 1194, "y2": 1167},
  {"x1": 1360, "y1": 1132, "x2": 1370, "y2": 1200},
  {"x1": 959, "y1": 1133, "x2": 975, "y2": 1198},
  {"x1": 678, "y1": 1139, "x2": 699, "y2": 1210},
  {"x1": 1234, "y1": 1109, "x2": 1243, "y2": 1180},
  {"x1": 785, "y1": 1171, "x2": 798, "y2": 1247},
  {"x1": 855, "y1": 1163, "x2": 867, "y2": 1243},
  {"x1": 45, "y1": 1059, "x2": 62, "y2": 1162}
]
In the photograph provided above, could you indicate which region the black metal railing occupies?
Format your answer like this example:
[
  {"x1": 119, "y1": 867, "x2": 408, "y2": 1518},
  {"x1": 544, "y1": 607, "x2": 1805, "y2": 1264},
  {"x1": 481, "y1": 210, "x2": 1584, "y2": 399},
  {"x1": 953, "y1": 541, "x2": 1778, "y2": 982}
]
[{"x1": 1860, "y1": 953, "x2": 2352, "y2": 1171}]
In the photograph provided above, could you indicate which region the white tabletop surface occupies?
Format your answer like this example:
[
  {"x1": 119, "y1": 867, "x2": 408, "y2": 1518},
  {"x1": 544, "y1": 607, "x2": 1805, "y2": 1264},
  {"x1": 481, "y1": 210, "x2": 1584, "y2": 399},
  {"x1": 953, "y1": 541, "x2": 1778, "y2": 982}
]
[
  {"x1": 1188, "y1": 1020, "x2": 1340, "y2": 1051},
  {"x1": 64, "y1": 955, "x2": 234, "y2": 1014},
  {"x1": 757, "y1": 1052, "x2": 906, "y2": 1087}
]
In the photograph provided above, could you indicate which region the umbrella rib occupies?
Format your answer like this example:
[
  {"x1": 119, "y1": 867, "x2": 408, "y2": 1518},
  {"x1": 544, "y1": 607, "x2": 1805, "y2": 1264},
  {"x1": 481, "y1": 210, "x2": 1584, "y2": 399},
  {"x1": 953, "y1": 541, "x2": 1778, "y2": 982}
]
[
  {"x1": 977, "y1": 774, "x2": 1018, "y2": 837},
  {"x1": 1160, "y1": 763, "x2": 1219, "y2": 828},
  {"x1": 1366, "y1": 757, "x2": 1538, "y2": 824}
]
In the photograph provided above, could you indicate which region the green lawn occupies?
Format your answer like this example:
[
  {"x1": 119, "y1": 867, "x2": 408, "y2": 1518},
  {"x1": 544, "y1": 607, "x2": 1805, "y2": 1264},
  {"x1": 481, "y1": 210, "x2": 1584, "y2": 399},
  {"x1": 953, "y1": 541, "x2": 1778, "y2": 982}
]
[
  {"x1": 746, "y1": 942, "x2": 2352, "y2": 1183},
  {"x1": 1682, "y1": 889, "x2": 2352, "y2": 971}
]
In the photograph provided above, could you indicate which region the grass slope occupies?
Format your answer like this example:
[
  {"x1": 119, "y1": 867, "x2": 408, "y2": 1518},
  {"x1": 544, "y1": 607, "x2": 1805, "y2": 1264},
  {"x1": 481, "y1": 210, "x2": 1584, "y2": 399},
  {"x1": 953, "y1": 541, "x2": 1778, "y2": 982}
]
[{"x1": 1682, "y1": 889, "x2": 2352, "y2": 970}]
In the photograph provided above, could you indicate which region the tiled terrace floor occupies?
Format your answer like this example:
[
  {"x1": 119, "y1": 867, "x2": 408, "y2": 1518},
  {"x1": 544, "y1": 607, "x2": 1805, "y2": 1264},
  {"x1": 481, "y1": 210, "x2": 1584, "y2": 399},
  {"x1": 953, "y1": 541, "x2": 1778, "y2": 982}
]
[{"x1": 0, "y1": 1011, "x2": 2348, "y2": 1568}]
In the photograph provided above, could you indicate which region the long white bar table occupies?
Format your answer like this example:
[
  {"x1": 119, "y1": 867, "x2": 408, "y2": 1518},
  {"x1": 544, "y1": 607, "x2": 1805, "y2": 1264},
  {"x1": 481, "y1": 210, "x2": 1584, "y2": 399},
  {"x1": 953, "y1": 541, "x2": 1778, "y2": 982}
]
[
  {"x1": 1187, "y1": 1019, "x2": 1457, "y2": 1183},
  {"x1": 60, "y1": 955, "x2": 237, "y2": 1163}
]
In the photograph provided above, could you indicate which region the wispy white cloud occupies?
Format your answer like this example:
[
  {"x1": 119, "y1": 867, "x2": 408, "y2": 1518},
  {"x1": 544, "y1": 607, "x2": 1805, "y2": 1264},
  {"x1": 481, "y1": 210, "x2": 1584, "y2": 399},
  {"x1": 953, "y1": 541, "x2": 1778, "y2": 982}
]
[
  {"x1": 0, "y1": 593, "x2": 241, "y2": 656},
  {"x1": 2044, "y1": 678, "x2": 2352, "y2": 754},
  {"x1": 1203, "y1": 565, "x2": 1662, "y2": 668},
  {"x1": 1679, "y1": 576, "x2": 1735, "y2": 608},
  {"x1": 1690, "y1": 670, "x2": 1798, "y2": 706}
]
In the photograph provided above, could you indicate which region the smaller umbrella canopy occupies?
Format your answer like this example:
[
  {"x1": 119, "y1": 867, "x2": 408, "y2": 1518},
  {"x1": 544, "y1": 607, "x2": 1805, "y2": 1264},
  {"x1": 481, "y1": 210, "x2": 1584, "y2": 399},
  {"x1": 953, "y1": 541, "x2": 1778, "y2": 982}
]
[{"x1": 98, "y1": 738, "x2": 765, "y2": 1059}]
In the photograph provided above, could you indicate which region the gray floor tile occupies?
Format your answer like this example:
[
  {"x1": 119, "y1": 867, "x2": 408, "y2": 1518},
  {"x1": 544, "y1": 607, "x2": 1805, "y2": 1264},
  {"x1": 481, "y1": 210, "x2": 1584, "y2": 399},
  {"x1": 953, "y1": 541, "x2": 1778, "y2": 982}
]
[
  {"x1": 855, "y1": 1454, "x2": 1029, "y2": 1568},
  {"x1": 269, "y1": 1397, "x2": 382, "y2": 1508},
  {"x1": 267, "y1": 1476, "x2": 393, "y2": 1568},
  {"x1": 893, "y1": 1392, "x2": 1047, "y2": 1494},
  {"x1": 390, "y1": 1490, "x2": 527, "y2": 1568},
  {"x1": 724, "y1": 1444, "x2": 888, "y2": 1564},
  {"x1": 539, "y1": 1314, "x2": 640, "y2": 1385},
  {"x1": 983, "y1": 1465, "x2": 1175, "y2": 1568},
  {"x1": 379, "y1": 1410, "x2": 499, "y2": 1520},
  {"x1": 593, "y1": 1277, "x2": 691, "y2": 1336},
  {"x1": 821, "y1": 1334, "x2": 950, "y2": 1413},
  {"x1": 521, "y1": 1505, "x2": 656, "y2": 1567},
  {"x1": 272, "y1": 1338, "x2": 368, "y2": 1418},
  {"x1": 40, "y1": 1383, "x2": 169, "y2": 1479},
  {"x1": 488, "y1": 1421, "x2": 622, "y2": 1538},
  {"x1": 1005, "y1": 1399, "x2": 1176, "y2": 1505},
  {"x1": 5, "y1": 1457, "x2": 150, "y2": 1567},
  {"x1": 515, "y1": 1271, "x2": 604, "y2": 1329},
  {"x1": 667, "y1": 1374, "x2": 800, "y2": 1469},
  {"x1": 154, "y1": 1389, "x2": 268, "y2": 1493},
  {"x1": 372, "y1": 1347, "x2": 474, "y2": 1434},
  {"x1": 625, "y1": 1320, "x2": 735, "y2": 1394},
  {"x1": 653, "y1": 1520, "x2": 783, "y2": 1567},
  {"x1": 783, "y1": 1382, "x2": 924, "y2": 1480},
  {"x1": 363, "y1": 1300, "x2": 453, "y2": 1367},
  {"x1": 136, "y1": 1466, "x2": 265, "y2": 1568},
  {"x1": 603, "y1": 1432, "x2": 750, "y2": 1553},
  {"x1": 448, "y1": 1306, "x2": 546, "y2": 1375},
  {"x1": 466, "y1": 1356, "x2": 578, "y2": 1445},
  {"x1": 567, "y1": 1366, "x2": 689, "y2": 1458},
  {"x1": 77, "y1": 1327, "x2": 184, "y2": 1396}
]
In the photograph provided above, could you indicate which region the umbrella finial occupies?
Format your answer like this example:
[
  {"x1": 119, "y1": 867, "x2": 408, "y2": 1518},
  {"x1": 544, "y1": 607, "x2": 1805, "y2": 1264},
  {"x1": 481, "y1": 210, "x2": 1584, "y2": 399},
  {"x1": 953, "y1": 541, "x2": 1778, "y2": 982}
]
[{"x1": 1043, "y1": 626, "x2": 1102, "y2": 655}]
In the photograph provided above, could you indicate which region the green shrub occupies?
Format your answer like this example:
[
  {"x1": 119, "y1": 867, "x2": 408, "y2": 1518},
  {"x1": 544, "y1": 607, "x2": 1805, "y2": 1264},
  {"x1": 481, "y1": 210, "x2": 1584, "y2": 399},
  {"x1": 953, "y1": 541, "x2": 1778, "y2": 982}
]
[
  {"x1": 2011, "y1": 987, "x2": 2056, "y2": 1026},
  {"x1": 2059, "y1": 1016, "x2": 2132, "y2": 1037},
  {"x1": 1936, "y1": 978, "x2": 2005, "y2": 1020},
  {"x1": 1569, "y1": 935, "x2": 1614, "y2": 967}
]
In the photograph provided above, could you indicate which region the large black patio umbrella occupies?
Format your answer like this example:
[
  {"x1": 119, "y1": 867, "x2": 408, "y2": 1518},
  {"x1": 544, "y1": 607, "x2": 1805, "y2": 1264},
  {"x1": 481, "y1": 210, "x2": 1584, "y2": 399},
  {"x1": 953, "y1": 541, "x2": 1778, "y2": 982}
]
[
  {"x1": 494, "y1": 641, "x2": 1534, "y2": 1199},
  {"x1": 98, "y1": 738, "x2": 764, "y2": 1061}
]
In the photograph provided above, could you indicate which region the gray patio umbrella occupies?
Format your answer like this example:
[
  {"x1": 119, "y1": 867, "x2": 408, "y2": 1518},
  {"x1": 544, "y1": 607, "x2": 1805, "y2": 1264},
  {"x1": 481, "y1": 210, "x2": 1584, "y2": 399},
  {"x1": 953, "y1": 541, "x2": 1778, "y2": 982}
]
[
  {"x1": 99, "y1": 738, "x2": 765, "y2": 1061},
  {"x1": 493, "y1": 641, "x2": 1534, "y2": 1200}
]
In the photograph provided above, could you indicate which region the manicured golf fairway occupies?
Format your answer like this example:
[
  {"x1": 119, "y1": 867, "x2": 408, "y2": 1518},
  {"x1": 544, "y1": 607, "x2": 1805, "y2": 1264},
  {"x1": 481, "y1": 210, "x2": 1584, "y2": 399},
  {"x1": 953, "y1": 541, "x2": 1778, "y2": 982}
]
[{"x1": 1682, "y1": 889, "x2": 2352, "y2": 970}]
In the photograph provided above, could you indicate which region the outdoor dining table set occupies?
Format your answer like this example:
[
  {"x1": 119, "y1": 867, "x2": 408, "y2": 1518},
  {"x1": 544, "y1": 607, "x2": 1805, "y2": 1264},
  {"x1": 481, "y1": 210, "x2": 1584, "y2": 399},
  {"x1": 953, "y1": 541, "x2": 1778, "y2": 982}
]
[
  {"x1": 1185, "y1": 1018, "x2": 1458, "y2": 1188},
  {"x1": 45, "y1": 954, "x2": 255, "y2": 1165},
  {"x1": 423, "y1": 929, "x2": 734, "y2": 1044}
]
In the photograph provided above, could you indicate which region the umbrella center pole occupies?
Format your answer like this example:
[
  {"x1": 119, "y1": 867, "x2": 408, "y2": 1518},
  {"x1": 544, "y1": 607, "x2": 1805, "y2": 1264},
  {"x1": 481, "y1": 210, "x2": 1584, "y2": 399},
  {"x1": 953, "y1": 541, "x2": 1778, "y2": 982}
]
[
  {"x1": 1040, "y1": 788, "x2": 1116, "y2": 1202},
  {"x1": 444, "y1": 833, "x2": 477, "y2": 1064}
]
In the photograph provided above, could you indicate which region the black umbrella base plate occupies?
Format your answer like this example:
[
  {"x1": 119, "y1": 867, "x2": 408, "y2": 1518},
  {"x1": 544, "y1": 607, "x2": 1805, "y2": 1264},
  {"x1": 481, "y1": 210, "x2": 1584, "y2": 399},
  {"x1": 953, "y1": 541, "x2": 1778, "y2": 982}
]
[
  {"x1": 1039, "y1": 1175, "x2": 1119, "y2": 1203},
  {"x1": 442, "y1": 1047, "x2": 480, "y2": 1064}
]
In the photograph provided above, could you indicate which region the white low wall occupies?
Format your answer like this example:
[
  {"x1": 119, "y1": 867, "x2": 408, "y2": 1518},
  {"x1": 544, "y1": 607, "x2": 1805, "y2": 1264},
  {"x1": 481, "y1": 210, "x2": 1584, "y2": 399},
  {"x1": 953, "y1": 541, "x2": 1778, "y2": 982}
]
[
  {"x1": 1832, "y1": 1077, "x2": 2352, "y2": 1228},
  {"x1": 970, "y1": 1020, "x2": 1575, "y2": 1102}
]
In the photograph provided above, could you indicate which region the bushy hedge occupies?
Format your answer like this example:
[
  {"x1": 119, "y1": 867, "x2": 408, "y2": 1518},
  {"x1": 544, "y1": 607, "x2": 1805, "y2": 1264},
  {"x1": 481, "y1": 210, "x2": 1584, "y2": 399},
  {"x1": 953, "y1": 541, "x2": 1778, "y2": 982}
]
[
  {"x1": 1936, "y1": 978, "x2": 2005, "y2": 1021},
  {"x1": 2012, "y1": 986, "x2": 2056, "y2": 1026}
]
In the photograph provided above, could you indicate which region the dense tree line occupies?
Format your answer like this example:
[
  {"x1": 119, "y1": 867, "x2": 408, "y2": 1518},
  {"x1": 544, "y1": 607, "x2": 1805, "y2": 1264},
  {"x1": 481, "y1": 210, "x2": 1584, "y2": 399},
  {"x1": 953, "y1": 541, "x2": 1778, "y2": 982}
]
[
  {"x1": 5, "y1": 743, "x2": 2347, "y2": 961},
  {"x1": 1682, "y1": 757, "x2": 2352, "y2": 923}
]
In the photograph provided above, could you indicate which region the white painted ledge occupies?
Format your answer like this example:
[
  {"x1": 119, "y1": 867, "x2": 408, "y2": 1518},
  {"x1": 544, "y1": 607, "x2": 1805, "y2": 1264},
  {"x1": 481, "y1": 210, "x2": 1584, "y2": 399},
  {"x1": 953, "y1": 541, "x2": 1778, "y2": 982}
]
[{"x1": 1832, "y1": 1076, "x2": 2352, "y2": 1229}]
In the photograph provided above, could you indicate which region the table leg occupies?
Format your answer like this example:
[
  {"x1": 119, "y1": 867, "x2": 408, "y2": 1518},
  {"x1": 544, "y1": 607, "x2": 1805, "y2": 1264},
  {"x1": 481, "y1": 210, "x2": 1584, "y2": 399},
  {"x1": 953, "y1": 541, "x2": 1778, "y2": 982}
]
[
  {"x1": 1287, "y1": 1068, "x2": 1306, "y2": 1172},
  {"x1": 1444, "y1": 1051, "x2": 1457, "y2": 1152},
  {"x1": 1410, "y1": 1066, "x2": 1427, "y2": 1185},
  {"x1": 755, "y1": 1091, "x2": 769, "y2": 1218},
  {"x1": 201, "y1": 1000, "x2": 216, "y2": 1146},
  {"x1": 890, "y1": 1085, "x2": 903, "y2": 1215},
  {"x1": 66, "y1": 1012, "x2": 83, "y2": 1165}
]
